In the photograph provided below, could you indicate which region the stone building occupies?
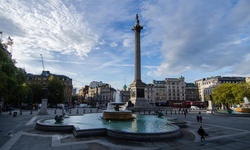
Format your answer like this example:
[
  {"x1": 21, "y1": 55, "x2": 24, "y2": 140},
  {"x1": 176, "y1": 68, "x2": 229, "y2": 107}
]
[
  {"x1": 185, "y1": 83, "x2": 199, "y2": 101},
  {"x1": 87, "y1": 82, "x2": 114, "y2": 108},
  {"x1": 78, "y1": 85, "x2": 89, "y2": 104},
  {"x1": 195, "y1": 76, "x2": 246, "y2": 101},
  {"x1": 26, "y1": 71, "x2": 73, "y2": 104},
  {"x1": 120, "y1": 84, "x2": 131, "y2": 104},
  {"x1": 151, "y1": 77, "x2": 186, "y2": 105},
  {"x1": 145, "y1": 84, "x2": 155, "y2": 105}
]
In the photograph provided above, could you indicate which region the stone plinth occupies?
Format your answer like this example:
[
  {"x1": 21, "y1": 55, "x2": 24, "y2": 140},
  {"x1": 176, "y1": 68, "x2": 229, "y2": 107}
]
[
  {"x1": 206, "y1": 100, "x2": 214, "y2": 114},
  {"x1": 38, "y1": 99, "x2": 49, "y2": 115}
]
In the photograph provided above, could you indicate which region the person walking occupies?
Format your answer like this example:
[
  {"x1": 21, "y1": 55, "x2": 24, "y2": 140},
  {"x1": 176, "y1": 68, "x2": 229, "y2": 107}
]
[
  {"x1": 196, "y1": 115, "x2": 200, "y2": 122},
  {"x1": 199, "y1": 115, "x2": 202, "y2": 123},
  {"x1": 198, "y1": 126, "x2": 206, "y2": 142}
]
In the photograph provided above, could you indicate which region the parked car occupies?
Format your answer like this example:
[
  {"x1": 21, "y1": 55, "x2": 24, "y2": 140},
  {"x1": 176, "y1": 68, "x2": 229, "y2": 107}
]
[
  {"x1": 37, "y1": 104, "x2": 42, "y2": 108},
  {"x1": 57, "y1": 104, "x2": 65, "y2": 109},
  {"x1": 191, "y1": 106, "x2": 200, "y2": 110},
  {"x1": 78, "y1": 104, "x2": 88, "y2": 108}
]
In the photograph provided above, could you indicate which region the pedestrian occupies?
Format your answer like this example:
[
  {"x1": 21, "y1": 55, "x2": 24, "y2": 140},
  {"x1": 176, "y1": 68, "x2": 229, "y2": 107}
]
[
  {"x1": 199, "y1": 115, "x2": 202, "y2": 123},
  {"x1": 197, "y1": 126, "x2": 206, "y2": 142},
  {"x1": 196, "y1": 115, "x2": 200, "y2": 122},
  {"x1": 184, "y1": 111, "x2": 186, "y2": 118}
]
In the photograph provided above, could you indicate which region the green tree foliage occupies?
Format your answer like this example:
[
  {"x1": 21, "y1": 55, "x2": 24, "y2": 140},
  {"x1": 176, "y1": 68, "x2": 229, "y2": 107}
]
[
  {"x1": 47, "y1": 76, "x2": 65, "y2": 105},
  {"x1": 212, "y1": 83, "x2": 250, "y2": 107},
  {"x1": 29, "y1": 84, "x2": 43, "y2": 104},
  {"x1": 0, "y1": 44, "x2": 26, "y2": 105}
]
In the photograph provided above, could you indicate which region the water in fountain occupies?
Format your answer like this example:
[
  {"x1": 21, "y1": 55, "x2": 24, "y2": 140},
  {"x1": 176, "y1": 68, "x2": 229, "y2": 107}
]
[
  {"x1": 115, "y1": 90, "x2": 121, "y2": 103},
  {"x1": 243, "y1": 97, "x2": 249, "y2": 104},
  {"x1": 103, "y1": 89, "x2": 133, "y2": 120}
]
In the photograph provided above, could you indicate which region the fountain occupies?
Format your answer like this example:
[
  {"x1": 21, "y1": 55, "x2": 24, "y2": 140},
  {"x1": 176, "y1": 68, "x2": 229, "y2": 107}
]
[
  {"x1": 35, "y1": 89, "x2": 182, "y2": 141},
  {"x1": 102, "y1": 90, "x2": 133, "y2": 120},
  {"x1": 235, "y1": 97, "x2": 250, "y2": 113}
]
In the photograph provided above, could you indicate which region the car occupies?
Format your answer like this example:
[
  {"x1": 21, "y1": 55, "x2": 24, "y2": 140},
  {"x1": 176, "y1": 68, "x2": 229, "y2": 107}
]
[
  {"x1": 57, "y1": 104, "x2": 65, "y2": 109},
  {"x1": 37, "y1": 104, "x2": 42, "y2": 108},
  {"x1": 191, "y1": 106, "x2": 200, "y2": 110},
  {"x1": 78, "y1": 104, "x2": 88, "y2": 108}
]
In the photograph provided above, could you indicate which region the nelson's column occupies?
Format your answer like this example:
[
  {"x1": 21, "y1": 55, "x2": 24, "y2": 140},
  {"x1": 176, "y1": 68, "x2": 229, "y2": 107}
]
[{"x1": 130, "y1": 14, "x2": 150, "y2": 108}]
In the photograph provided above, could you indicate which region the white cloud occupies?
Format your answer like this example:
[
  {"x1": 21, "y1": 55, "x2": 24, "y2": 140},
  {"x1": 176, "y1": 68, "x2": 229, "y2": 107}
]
[
  {"x1": 1, "y1": 0, "x2": 250, "y2": 90},
  {"x1": 141, "y1": 0, "x2": 250, "y2": 78}
]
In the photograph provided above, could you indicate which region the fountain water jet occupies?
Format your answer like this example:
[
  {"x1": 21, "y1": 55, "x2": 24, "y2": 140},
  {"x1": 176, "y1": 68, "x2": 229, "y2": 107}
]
[{"x1": 102, "y1": 90, "x2": 134, "y2": 120}]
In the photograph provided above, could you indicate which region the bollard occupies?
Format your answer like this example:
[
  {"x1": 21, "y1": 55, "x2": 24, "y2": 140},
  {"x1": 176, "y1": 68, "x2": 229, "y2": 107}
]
[
  {"x1": 54, "y1": 109, "x2": 57, "y2": 114},
  {"x1": 9, "y1": 110, "x2": 12, "y2": 115},
  {"x1": 138, "y1": 110, "x2": 140, "y2": 114},
  {"x1": 77, "y1": 109, "x2": 79, "y2": 114},
  {"x1": 30, "y1": 109, "x2": 33, "y2": 115},
  {"x1": 165, "y1": 110, "x2": 167, "y2": 115},
  {"x1": 20, "y1": 109, "x2": 22, "y2": 115},
  {"x1": 90, "y1": 109, "x2": 92, "y2": 113},
  {"x1": 149, "y1": 110, "x2": 151, "y2": 114},
  {"x1": 83, "y1": 109, "x2": 85, "y2": 114},
  {"x1": 69, "y1": 109, "x2": 71, "y2": 114}
]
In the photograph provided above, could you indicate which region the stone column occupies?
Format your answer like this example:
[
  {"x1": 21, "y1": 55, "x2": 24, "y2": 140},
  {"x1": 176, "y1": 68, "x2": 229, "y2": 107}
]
[
  {"x1": 132, "y1": 14, "x2": 143, "y2": 82},
  {"x1": 130, "y1": 14, "x2": 150, "y2": 108}
]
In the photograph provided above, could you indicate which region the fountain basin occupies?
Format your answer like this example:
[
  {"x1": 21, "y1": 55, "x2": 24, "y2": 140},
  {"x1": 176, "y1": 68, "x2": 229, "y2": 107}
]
[
  {"x1": 102, "y1": 110, "x2": 134, "y2": 120},
  {"x1": 35, "y1": 113, "x2": 181, "y2": 141},
  {"x1": 235, "y1": 108, "x2": 250, "y2": 113}
]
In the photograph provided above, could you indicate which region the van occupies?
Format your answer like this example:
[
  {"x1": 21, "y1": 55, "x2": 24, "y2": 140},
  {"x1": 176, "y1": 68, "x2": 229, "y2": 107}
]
[
  {"x1": 57, "y1": 104, "x2": 64, "y2": 109},
  {"x1": 191, "y1": 106, "x2": 200, "y2": 110}
]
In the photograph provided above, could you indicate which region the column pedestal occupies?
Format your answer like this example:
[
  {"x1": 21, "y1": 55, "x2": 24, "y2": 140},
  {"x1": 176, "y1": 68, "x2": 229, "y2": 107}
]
[
  {"x1": 206, "y1": 100, "x2": 214, "y2": 114},
  {"x1": 38, "y1": 99, "x2": 49, "y2": 115}
]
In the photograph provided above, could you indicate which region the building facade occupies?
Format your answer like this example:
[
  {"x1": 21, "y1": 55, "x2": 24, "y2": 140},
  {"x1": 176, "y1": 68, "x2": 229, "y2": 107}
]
[
  {"x1": 87, "y1": 82, "x2": 114, "y2": 108},
  {"x1": 185, "y1": 83, "x2": 199, "y2": 101},
  {"x1": 26, "y1": 71, "x2": 73, "y2": 104},
  {"x1": 145, "y1": 84, "x2": 155, "y2": 105},
  {"x1": 195, "y1": 76, "x2": 246, "y2": 101},
  {"x1": 151, "y1": 77, "x2": 186, "y2": 105}
]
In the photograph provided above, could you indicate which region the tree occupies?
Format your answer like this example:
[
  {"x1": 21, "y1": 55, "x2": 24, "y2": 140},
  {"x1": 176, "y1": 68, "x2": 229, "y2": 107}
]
[
  {"x1": 47, "y1": 76, "x2": 65, "y2": 105},
  {"x1": 212, "y1": 82, "x2": 250, "y2": 109},
  {"x1": 232, "y1": 83, "x2": 250, "y2": 104},
  {"x1": 212, "y1": 83, "x2": 234, "y2": 108},
  {"x1": 0, "y1": 44, "x2": 26, "y2": 106},
  {"x1": 28, "y1": 84, "x2": 44, "y2": 104}
]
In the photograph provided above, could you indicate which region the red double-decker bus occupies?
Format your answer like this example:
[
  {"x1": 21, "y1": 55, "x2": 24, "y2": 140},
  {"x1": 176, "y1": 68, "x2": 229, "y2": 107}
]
[
  {"x1": 190, "y1": 101, "x2": 206, "y2": 108},
  {"x1": 166, "y1": 100, "x2": 191, "y2": 108}
]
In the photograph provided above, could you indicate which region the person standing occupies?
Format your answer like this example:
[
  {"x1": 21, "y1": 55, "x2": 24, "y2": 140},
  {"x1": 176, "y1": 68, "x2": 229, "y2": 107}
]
[{"x1": 198, "y1": 126, "x2": 206, "y2": 141}]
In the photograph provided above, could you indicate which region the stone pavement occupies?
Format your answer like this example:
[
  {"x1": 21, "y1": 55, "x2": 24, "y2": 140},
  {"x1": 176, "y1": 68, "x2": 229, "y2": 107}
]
[{"x1": 1, "y1": 108, "x2": 250, "y2": 150}]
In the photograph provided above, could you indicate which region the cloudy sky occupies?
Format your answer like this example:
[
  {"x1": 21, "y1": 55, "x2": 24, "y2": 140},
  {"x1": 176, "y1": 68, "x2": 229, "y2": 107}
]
[{"x1": 1, "y1": 0, "x2": 250, "y2": 91}]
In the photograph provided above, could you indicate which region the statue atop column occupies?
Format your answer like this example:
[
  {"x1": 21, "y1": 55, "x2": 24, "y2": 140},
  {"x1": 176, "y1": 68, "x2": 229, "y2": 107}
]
[
  {"x1": 133, "y1": 14, "x2": 143, "y2": 31},
  {"x1": 136, "y1": 14, "x2": 140, "y2": 25}
]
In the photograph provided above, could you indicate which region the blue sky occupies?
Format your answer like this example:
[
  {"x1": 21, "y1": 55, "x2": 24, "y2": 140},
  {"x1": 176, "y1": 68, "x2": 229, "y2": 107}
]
[{"x1": 0, "y1": 0, "x2": 250, "y2": 91}]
